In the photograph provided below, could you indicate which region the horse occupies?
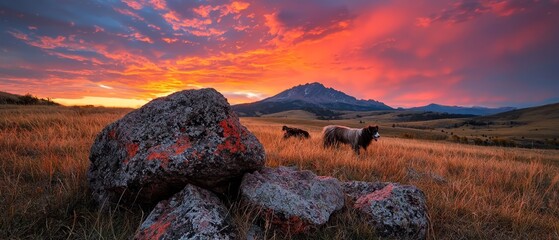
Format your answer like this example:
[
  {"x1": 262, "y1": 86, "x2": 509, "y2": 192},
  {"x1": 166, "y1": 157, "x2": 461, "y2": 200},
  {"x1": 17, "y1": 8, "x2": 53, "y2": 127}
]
[
  {"x1": 282, "y1": 126, "x2": 310, "y2": 139},
  {"x1": 322, "y1": 125, "x2": 380, "y2": 155}
]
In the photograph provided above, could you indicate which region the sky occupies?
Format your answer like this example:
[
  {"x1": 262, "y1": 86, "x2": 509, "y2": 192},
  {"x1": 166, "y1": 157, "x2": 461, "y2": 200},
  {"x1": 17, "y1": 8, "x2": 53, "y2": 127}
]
[{"x1": 1, "y1": 0, "x2": 558, "y2": 108}]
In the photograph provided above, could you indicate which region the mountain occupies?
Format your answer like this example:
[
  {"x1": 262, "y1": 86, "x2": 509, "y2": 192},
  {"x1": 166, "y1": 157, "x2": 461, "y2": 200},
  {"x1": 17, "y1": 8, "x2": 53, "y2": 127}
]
[
  {"x1": 408, "y1": 103, "x2": 515, "y2": 116},
  {"x1": 232, "y1": 82, "x2": 392, "y2": 117},
  {"x1": 0, "y1": 91, "x2": 59, "y2": 105}
]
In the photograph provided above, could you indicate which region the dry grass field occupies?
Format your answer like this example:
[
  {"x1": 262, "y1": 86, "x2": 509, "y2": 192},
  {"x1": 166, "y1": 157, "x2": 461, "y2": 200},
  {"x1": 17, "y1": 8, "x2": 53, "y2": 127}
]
[{"x1": 1, "y1": 105, "x2": 558, "y2": 239}]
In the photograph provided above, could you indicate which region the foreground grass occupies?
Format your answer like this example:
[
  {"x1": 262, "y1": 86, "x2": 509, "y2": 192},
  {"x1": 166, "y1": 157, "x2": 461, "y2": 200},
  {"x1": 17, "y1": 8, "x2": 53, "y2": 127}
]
[{"x1": 1, "y1": 106, "x2": 558, "y2": 239}]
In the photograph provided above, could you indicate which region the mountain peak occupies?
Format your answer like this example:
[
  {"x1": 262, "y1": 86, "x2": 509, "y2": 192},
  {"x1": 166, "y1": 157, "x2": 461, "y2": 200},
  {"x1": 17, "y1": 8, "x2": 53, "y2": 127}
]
[
  {"x1": 304, "y1": 82, "x2": 324, "y2": 87},
  {"x1": 265, "y1": 82, "x2": 357, "y2": 103},
  {"x1": 232, "y1": 82, "x2": 393, "y2": 116}
]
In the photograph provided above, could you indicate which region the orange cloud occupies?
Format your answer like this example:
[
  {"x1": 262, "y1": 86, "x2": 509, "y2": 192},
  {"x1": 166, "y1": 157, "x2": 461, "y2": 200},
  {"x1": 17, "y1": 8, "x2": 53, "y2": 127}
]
[{"x1": 2, "y1": 0, "x2": 558, "y2": 108}]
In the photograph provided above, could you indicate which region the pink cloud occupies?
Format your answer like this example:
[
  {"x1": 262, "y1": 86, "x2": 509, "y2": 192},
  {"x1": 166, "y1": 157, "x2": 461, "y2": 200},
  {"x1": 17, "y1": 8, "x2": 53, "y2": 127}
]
[{"x1": 122, "y1": 0, "x2": 143, "y2": 10}]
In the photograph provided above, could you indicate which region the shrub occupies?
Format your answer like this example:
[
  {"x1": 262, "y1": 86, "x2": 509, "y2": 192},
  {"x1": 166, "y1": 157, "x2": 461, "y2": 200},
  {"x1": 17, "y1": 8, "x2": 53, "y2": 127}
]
[
  {"x1": 451, "y1": 135, "x2": 460, "y2": 142},
  {"x1": 473, "y1": 138, "x2": 484, "y2": 145}
]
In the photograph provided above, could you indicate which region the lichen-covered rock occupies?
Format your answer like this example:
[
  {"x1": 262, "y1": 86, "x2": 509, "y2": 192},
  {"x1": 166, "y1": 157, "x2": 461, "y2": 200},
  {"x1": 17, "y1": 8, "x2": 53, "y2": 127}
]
[
  {"x1": 246, "y1": 224, "x2": 264, "y2": 240},
  {"x1": 240, "y1": 167, "x2": 344, "y2": 234},
  {"x1": 88, "y1": 88, "x2": 265, "y2": 205},
  {"x1": 344, "y1": 181, "x2": 428, "y2": 239},
  {"x1": 342, "y1": 181, "x2": 388, "y2": 201},
  {"x1": 135, "y1": 184, "x2": 236, "y2": 240}
]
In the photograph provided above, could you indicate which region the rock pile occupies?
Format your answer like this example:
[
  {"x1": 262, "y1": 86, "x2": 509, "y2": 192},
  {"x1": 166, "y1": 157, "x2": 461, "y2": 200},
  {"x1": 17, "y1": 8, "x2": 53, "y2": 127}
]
[{"x1": 87, "y1": 88, "x2": 429, "y2": 239}]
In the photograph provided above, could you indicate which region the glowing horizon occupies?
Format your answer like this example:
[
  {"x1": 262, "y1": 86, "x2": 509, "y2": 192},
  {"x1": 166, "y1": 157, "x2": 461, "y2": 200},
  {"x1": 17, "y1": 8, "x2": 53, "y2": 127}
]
[{"x1": 1, "y1": 0, "x2": 558, "y2": 108}]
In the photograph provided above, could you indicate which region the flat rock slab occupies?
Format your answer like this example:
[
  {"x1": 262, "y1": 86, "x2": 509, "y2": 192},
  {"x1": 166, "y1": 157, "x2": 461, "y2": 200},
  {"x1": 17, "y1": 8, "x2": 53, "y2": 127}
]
[
  {"x1": 240, "y1": 167, "x2": 344, "y2": 234},
  {"x1": 88, "y1": 88, "x2": 265, "y2": 205},
  {"x1": 135, "y1": 184, "x2": 236, "y2": 240},
  {"x1": 344, "y1": 181, "x2": 428, "y2": 239}
]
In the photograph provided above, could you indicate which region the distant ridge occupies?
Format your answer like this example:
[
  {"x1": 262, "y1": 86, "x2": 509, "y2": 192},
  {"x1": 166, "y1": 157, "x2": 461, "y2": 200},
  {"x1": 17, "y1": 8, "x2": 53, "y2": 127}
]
[
  {"x1": 232, "y1": 82, "x2": 392, "y2": 117},
  {"x1": 0, "y1": 91, "x2": 59, "y2": 105},
  {"x1": 408, "y1": 103, "x2": 515, "y2": 116}
]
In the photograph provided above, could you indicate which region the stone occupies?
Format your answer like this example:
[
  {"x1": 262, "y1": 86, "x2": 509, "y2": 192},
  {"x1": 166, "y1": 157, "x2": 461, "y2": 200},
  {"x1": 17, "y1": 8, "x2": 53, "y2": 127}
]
[
  {"x1": 343, "y1": 181, "x2": 428, "y2": 239},
  {"x1": 246, "y1": 224, "x2": 264, "y2": 240},
  {"x1": 239, "y1": 167, "x2": 344, "y2": 234},
  {"x1": 135, "y1": 184, "x2": 236, "y2": 240},
  {"x1": 88, "y1": 88, "x2": 265, "y2": 205},
  {"x1": 342, "y1": 181, "x2": 388, "y2": 201}
]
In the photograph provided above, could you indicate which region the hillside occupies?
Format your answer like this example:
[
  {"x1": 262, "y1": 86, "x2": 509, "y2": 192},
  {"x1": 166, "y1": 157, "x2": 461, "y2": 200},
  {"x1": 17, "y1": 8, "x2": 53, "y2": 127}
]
[
  {"x1": 478, "y1": 102, "x2": 559, "y2": 122},
  {"x1": 232, "y1": 82, "x2": 392, "y2": 117},
  {"x1": 409, "y1": 103, "x2": 515, "y2": 116},
  {"x1": 0, "y1": 91, "x2": 59, "y2": 105}
]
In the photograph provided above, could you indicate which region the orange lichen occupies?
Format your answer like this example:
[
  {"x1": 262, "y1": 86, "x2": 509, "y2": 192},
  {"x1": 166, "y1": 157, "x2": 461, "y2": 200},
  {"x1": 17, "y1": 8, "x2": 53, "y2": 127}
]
[
  {"x1": 217, "y1": 117, "x2": 247, "y2": 154},
  {"x1": 123, "y1": 143, "x2": 139, "y2": 164},
  {"x1": 172, "y1": 136, "x2": 191, "y2": 154},
  {"x1": 147, "y1": 150, "x2": 171, "y2": 168},
  {"x1": 145, "y1": 137, "x2": 192, "y2": 168},
  {"x1": 136, "y1": 214, "x2": 175, "y2": 240},
  {"x1": 108, "y1": 129, "x2": 117, "y2": 140},
  {"x1": 354, "y1": 184, "x2": 394, "y2": 209}
]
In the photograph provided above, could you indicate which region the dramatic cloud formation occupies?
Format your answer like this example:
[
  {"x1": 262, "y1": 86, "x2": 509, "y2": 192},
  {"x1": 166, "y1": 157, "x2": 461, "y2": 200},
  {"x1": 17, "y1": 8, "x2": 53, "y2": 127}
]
[{"x1": 1, "y1": 0, "x2": 558, "y2": 107}]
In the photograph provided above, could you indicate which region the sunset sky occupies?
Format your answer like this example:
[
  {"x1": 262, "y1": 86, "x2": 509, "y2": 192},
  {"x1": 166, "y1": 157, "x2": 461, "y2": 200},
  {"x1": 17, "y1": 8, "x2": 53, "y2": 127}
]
[{"x1": 1, "y1": 0, "x2": 558, "y2": 108}]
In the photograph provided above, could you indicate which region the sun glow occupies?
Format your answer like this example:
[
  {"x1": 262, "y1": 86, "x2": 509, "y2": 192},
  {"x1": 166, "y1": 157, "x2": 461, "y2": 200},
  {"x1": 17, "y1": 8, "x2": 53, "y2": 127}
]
[{"x1": 53, "y1": 96, "x2": 148, "y2": 108}]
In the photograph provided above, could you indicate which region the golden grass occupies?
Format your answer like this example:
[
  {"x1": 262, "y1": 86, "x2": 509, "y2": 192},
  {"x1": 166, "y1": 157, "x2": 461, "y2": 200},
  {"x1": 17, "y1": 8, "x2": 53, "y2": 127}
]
[{"x1": 1, "y1": 106, "x2": 558, "y2": 239}]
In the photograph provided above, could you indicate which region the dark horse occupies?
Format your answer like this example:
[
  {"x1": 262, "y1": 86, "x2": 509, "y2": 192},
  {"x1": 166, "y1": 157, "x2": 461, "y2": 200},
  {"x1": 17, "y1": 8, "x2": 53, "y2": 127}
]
[
  {"x1": 322, "y1": 125, "x2": 380, "y2": 155},
  {"x1": 282, "y1": 126, "x2": 310, "y2": 139}
]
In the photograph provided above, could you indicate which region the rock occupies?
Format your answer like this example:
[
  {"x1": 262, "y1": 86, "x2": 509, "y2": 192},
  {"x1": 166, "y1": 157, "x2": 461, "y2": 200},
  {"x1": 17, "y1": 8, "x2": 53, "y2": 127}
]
[
  {"x1": 342, "y1": 181, "x2": 388, "y2": 201},
  {"x1": 343, "y1": 181, "x2": 428, "y2": 239},
  {"x1": 135, "y1": 184, "x2": 236, "y2": 240},
  {"x1": 88, "y1": 88, "x2": 265, "y2": 205},
  {"x1": 240, "y1": 167, "x2": 344, "y2": 234},
  {"x1": 246, "y1": 224, "x2": 264, "y2": 240}
]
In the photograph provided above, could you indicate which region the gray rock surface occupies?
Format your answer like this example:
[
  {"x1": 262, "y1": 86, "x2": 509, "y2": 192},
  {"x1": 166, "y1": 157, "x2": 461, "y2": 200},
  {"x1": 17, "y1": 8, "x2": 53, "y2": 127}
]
[
  {"x1": 342, "y1": 181, "x2": 388, "y2": 201},
  {"x1": 246, "y1": 224, "x2": 264, "y2": 240},
  {"x1": 134, "y1": 184, "x2": 236, "y2": 240},
  {"x1": 88, "y1": 88, "x2": 265, "y2": 205},
  {"x1": 240, "y1": 166, "x2": 344, "y2": 234},
  {"x1": 344, "y1": 181, "x2": 428, "y2": 239}
]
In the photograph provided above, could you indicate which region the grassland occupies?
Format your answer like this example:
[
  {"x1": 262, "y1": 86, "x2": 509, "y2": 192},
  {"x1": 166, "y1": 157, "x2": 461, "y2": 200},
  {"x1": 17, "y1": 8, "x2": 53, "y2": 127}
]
[
  {"x1": 1, "y1": 105, "x2": 558, "y2": 239},
  {"x1": 265, "y1": 103, "x2": 559, "y2": 149}
]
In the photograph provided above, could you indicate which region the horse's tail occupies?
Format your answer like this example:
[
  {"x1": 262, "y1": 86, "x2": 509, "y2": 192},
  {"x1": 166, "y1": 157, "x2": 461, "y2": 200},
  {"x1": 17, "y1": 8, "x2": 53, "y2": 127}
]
[{"x1": 322, "y1": 125, "x2": 337, "y2": 147}]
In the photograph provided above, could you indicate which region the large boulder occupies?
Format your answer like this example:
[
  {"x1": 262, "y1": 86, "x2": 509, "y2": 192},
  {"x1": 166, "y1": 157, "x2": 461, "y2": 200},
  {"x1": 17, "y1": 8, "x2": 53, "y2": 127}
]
[
  {"x1": 240, "y1": 167, "x2": 344, "y2": 234},
  {"x1": 135, "y1": 184, "x2": 236, "y2": 240},
  {"x1": 343, "y1": 181, "x2": 428, "y2": 239},
  {"x1": 88, "y1": 88, "x2": 265, "y2": 205}
]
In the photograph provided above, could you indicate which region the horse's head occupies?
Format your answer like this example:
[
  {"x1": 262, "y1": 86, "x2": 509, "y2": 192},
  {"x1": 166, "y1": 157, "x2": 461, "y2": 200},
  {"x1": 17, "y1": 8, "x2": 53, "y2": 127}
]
[{"x1": 365, "y1": 125, "x2": 380, "y2": 141}]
